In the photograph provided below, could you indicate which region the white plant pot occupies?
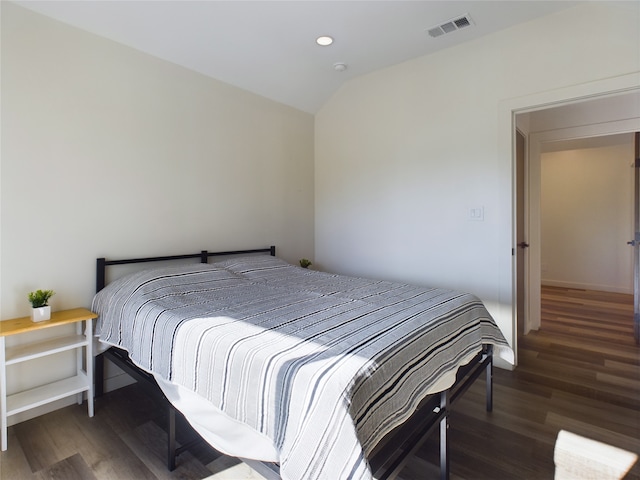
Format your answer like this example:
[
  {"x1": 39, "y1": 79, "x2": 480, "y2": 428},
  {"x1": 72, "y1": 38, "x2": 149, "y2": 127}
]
[{"x1": 31, "y1": 306, "x2": 51, "y2": 322}]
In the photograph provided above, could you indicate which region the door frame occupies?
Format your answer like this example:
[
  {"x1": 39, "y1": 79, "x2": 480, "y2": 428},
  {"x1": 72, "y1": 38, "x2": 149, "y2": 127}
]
[{"x1": 497, "y1": 72, "x2": 640, "y2": 364}]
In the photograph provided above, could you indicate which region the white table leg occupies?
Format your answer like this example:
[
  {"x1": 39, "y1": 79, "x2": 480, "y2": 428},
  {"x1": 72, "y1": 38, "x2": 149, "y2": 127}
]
[
  {"x1": 76, "y1": 321, "x2": 83, "y2": 405},
  {"x1": 86, "y1": 319, "x2": 94, "y2": 417},
  {"x1": 1, "y1": 336, "x2": 8, "y2": 451}
]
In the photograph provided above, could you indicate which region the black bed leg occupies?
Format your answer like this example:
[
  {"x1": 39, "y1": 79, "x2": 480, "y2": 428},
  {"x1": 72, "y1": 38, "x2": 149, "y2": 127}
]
[
  {"x1": 486, "y1": 351, "x2": 493, "y2": 413},
  {"x1": 439, "y1": 391, "x2": 450, "y2": 480},
  {"x1": 95, "y1": 353, "x2": 104, "y2": 398},
  {"x1": 168, "y1": 405, "x2": 177, "y2": 471}
]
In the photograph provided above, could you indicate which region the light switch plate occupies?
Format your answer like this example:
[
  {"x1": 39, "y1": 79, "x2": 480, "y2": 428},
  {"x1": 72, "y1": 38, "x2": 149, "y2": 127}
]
[{"x1": 469, "y1": 206, "x2": 484, "y2": 221}]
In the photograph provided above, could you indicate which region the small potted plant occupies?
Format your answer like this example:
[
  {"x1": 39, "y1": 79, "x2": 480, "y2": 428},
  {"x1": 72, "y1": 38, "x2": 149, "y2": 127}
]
[
  {"x1": 28, "y1": 289, "x2": 55, "y2": 322},
  {"x1": 299, "y1": 258, "x2": 312, "y2": 269}
]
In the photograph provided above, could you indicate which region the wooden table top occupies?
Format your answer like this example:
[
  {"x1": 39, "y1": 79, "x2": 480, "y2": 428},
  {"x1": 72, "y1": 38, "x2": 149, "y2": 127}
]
[{"x1": 0, "y1": 308, "x2": 97, "y2": 337}]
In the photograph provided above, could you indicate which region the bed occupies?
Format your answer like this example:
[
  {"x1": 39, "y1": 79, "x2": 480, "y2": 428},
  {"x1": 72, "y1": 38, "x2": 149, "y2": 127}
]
[{"x1": 92, "y1": 247, "x2": 513, "y2": 480}]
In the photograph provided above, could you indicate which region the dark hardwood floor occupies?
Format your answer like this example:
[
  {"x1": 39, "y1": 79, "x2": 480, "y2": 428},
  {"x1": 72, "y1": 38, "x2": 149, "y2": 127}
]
[{"x1": 1, "y1": 286, "x2": 638, "y2": 479}]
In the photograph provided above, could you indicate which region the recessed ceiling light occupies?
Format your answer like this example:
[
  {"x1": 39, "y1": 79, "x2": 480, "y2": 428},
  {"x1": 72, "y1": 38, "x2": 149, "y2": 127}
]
[{"x1": 316, "y1": 36, "x2": 334, "y2": 46}]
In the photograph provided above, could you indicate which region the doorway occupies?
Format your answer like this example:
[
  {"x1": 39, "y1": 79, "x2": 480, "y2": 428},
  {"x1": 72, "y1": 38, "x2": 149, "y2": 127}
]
[
  {"x1": 539, "y1": 134, "x2": 634, "y2": 295},
  {"x1": 513, "y1": 90, "x2": 640, "y2": 357}
]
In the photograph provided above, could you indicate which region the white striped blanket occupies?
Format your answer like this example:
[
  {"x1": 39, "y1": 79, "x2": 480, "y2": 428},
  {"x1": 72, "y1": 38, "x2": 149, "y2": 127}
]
[{"x1": 93, "y1": 256, "x2": 512, "y2": 480}]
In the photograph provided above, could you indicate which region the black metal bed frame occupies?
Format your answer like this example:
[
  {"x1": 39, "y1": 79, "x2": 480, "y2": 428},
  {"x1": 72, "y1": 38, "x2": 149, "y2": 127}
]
[{"x1": 93, "y1": 246, "x2": 494, "y2": 480}]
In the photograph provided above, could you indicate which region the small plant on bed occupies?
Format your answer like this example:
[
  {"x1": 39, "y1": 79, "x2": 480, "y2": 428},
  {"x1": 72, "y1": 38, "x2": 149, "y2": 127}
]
[
  {"x1": 28, "y1": 289, "x2": 55, "y2": 322},
  {"x1": 299, "y1": 258, "x2": 312, "y2": 269}
]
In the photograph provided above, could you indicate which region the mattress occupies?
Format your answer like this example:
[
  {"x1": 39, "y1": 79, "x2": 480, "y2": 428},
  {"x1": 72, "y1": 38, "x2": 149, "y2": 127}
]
[{"x1": 92, "y1": 255, "x2": 513, "y2": 480}]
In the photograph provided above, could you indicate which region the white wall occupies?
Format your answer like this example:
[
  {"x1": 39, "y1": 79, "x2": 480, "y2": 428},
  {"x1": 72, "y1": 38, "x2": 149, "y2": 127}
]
[
  {"x1": 541, "y1": 137, "x2": 634, "y2": 294},
  {"x1": 315, "y1": 2, "x2": 640, "y2": 349},
  {"x1": 1, "y1": 3, "x2": 315, "y2": 420}
]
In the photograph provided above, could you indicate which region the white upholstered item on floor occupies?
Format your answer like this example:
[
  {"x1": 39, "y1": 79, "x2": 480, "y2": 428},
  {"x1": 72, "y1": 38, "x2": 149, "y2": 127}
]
[{"x1": 554, "y1": 430, "x2": 637, "y2": 480}]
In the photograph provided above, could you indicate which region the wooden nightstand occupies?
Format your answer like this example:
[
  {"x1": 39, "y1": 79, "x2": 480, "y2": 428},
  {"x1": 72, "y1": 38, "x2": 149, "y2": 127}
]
[{"x1": 0, "y1": 307, "x2": 97, "y2": 451}]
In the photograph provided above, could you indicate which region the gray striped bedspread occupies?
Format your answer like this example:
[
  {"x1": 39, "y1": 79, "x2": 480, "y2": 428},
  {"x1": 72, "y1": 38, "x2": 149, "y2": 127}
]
[{"x1": 92, "y1": 256, "x2": 512, "y2": 480}]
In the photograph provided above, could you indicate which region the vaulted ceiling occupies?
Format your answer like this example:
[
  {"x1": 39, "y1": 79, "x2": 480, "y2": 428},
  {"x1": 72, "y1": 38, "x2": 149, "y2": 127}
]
[{"x1": 15, "y1": 1, "x2": 582, "y2": 113}]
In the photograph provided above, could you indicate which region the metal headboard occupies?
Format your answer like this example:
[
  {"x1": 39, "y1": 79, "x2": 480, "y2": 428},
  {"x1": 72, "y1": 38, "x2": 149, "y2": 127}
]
[{"x1": 96, "y1": 246, "x2": 276, "y2": 292}]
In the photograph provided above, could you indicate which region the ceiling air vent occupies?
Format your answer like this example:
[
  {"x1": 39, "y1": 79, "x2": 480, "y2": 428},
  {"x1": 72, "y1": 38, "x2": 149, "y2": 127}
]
[{"x1": 427, "y1": 14, "x2": 474, "y2": 38}]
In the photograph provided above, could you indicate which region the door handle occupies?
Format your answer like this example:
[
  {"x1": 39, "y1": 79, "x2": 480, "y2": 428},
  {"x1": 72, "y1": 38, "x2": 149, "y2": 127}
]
[
  {"x1": 628, "y1": 240, "x2": 637, "y2": 246},
  {"x1": 517, "y1": 242, "x2": 529, "y2": 248}
]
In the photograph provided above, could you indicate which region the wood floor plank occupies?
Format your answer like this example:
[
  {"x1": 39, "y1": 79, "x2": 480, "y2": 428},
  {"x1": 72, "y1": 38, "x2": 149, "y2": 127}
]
[
  {"x1": 396, "y1": 453, "x2": 461, "y2": 480},
  {"x1": 548, "y1": 390, "x2": 640, "y2": 440},
  {"x1": 454, "y1": 392, "x2": 559, "y2": 445},
  {"x1": 526, "y1": 336, "x2": 639, "y2": 364},
  {"x1": 206, "y1": 456, "x2": 266, "y2": 479},
  {"x1": 604, "y1": 357, "x2": 640, "y2": 375},
  {"x1": 67, "y1": 402, "x2": 158, "y2": 479},
  {"x1": 93, "y1": 382, "x2": 164, "y2": 437},
  {"x1": 0, "y1": 428, "x2": 36, "y2": 479},
  {"x1": 33, "y1": 453, "x2": 98, "y2": 480},
  {"x1": 544, "y1": 412, "x2": 640, "y2": 457},
  {"x1": 13, "y1": 409, "x2": 77, "y2": 473},
  {"x1": 119, "y1": 420, "x2": 215, "y2": 479},
  {"x1": 596, "y1": 371, "x2": 640, "y2": 389}
]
